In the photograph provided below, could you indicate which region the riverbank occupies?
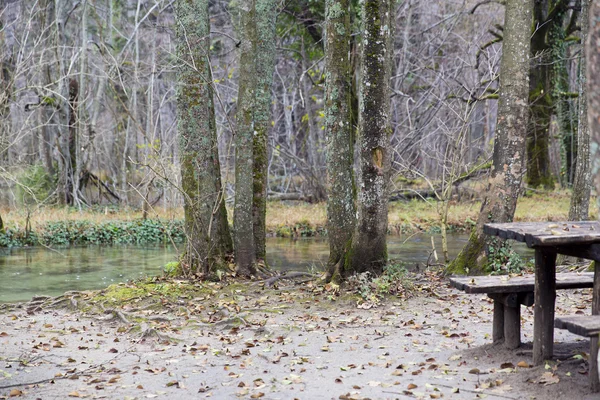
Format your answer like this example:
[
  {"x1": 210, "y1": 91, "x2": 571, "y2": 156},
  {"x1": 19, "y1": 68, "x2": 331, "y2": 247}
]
[
  {"x1": 0, "y1": 190, "x2": 586, "y2": 247},
  {"x1": 0, "y1": 274, "x2": 597, "y2": 399}
]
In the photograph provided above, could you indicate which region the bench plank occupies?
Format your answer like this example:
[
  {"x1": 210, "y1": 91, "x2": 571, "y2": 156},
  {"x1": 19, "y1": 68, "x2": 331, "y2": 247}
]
[
  {"x1": 449, "y1": 272, "x2": 594, "y2": 294},
  {"x1": 555, "y1": 315, "x2": 600, "y2": 337}
]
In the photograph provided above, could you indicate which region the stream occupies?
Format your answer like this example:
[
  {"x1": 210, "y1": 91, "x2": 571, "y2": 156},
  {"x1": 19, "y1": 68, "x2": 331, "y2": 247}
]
[{"x1": 0, "y1": 234, "x2": 533, "y2": 303}]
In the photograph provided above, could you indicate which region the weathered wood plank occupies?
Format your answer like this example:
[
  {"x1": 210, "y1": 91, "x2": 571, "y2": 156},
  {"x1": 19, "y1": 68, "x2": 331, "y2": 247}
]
[
  {"x1": 484, "y1": 221, "x2": 600, "y2": 248},
  {"x1": 449, "y1": 272, "x2": 594, "y2": 294},
  {"x1": 555, "y1": 316, "x2": 600, "y2": 336}
]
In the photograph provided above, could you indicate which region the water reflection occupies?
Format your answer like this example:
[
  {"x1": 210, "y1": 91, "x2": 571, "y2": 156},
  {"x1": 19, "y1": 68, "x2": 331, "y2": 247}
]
[{"x1": 0, "y1": 234, "x2": 533, "y2": 303}]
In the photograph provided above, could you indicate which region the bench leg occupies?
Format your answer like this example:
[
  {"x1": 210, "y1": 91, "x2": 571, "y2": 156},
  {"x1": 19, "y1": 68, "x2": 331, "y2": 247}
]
[
  {"x1": 504, "y1": 305, "x2": 521, "y2": 349},
  {"x1": 591, "y1": 267, "x2": 600, "y2": 392},
  {"x1": 591, "y1": 335, "x2": 600, "y2": 392},
  {"x1": 493, "y1": 302, "x2": 505, "y2": 343}
]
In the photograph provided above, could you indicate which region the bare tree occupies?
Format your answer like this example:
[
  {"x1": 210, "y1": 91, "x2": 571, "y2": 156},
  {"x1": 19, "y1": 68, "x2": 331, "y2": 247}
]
[
  {"x1": 324, "y1": 0, "x2": 356, "y2": 282},
  {"x1": 234, "y1": 0, "x2": 257, "y2": 275},
  {"x1": 175, "y1": 0, "x2": 232, "y2": 277},
  {"x1": 448, "y1": 0, "x2": 532, "y2": 274},
  {"x1": 346, "y1": 0, "x2": 393, "y2": 276}
]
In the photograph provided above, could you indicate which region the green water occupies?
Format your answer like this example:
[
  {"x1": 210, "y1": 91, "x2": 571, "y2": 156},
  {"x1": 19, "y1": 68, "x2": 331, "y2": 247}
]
[{"x1": 0, "y1": 234, "x2": 532, "y2": 303}]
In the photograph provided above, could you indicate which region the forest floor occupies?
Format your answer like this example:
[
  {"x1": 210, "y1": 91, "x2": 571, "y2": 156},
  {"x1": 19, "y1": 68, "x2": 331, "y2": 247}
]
[{"x1": 0, "y1": 272, "x2": 598, "y2": 400}]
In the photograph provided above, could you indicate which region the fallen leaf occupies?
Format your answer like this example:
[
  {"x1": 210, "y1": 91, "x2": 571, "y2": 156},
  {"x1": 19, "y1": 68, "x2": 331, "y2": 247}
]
[
  {"x1": 537, "y1": 372, "x2": 560, "y2": 385},
  {"x1": 9, "y1": 389, "x2": 22, "y2": 397},
  {"x1": 67, "y1": 392, "x2": 80, "y2": 398},
  {"x1": 407, "y1": 383, "x2": 418, "y2": 390},
  {"x1": 517, "y1": 361, "x2": 530, "y2": 368}
]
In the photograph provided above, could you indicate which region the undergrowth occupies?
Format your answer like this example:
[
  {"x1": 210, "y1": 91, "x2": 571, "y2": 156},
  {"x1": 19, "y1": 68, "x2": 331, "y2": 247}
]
[
  {"x1": 347, "y1": 263, "x2": 415, "y2": 307},
  {"x1": 0, "y1": 219, "x2": 185, "y2": 248}
]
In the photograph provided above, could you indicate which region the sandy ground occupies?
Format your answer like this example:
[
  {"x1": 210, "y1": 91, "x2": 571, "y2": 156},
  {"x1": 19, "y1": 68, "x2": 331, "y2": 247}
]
[{"x1": 0, "y1": 277, "x2": 598, "y2": 400}]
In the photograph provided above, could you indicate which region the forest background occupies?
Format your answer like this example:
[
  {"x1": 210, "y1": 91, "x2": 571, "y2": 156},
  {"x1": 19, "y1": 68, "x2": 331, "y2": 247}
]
[{"x1": 0, "y1": 0, "x2": 590, "y2": 279}]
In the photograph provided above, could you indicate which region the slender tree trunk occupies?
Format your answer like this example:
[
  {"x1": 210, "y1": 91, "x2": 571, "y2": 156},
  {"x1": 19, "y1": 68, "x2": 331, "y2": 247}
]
[
  {"x1": 324, "y1": 0, "x2": 356, "y2": 282},
  {"x1": 528, "y1": 27, "x2": 553, "y2": 189},
  {"x1": 570, "y1": 0, "x2": 591, "y2": 220},
  {"x1": 234, "y1": 0, "x2": 257, "y2": 276},
  {"x1": 346, "y1": 0, "x2": 393, "y2": 276},
  {"x1": 175, "y1": 0, "x2": 232, "y2": 277},
  {"x1": 526, "y1": 0, "x2": 570, "y2": 190},
  {"x1": 448, "y1": 0, "x2": 532, "y2": 275},
  {"x1": 252, "y1": 0, "x2": 276, "y2": 261}
]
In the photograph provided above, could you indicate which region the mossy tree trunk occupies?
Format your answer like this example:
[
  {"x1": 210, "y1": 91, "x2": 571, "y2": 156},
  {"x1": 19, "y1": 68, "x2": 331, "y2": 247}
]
[
  {"x1": 252, "y1": 0, "x2": 276, "y2": 262},
  {"x1": 234, "y1": 0, "x2": 257, "y2": 276},
  {"x1": 345, "y1": 0, "x2": 392, "y2": 277},
  {"x1": 175, "y1": 0, "x2": 232, "y2": 278},
  {"x1": 448, "y1": 0, "x2": 531, "y2": 275},
  {"x1": 588, "y1": 1, "x2": 600, "y2": 212},
  {"x1": 527, "y1": 0, "x2": 571, "y2": 189},
  {"x1": 324, "y1": 0, "x2": 356, "y2": 282},
  {"x1": 570, "y1": 0, "x2": 591, "y2": 221},
  {"x1": 550, "y1": 3, "x2": 577, "y2": 187}
]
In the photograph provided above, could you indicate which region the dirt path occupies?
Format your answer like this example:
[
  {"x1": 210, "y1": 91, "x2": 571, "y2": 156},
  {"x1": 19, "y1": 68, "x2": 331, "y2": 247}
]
[{"x1": 0, "y1": 277, "x2": 597, "y2": 400}]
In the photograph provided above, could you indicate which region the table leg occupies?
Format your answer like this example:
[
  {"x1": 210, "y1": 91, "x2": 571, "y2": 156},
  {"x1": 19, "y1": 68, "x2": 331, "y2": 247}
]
[{"x1": 533, "y1": 248, "x2": 556, "y2": 365}]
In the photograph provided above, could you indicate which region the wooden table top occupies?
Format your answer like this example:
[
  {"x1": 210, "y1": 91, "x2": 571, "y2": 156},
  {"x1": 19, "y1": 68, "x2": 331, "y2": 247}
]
[{"x1": 484, "y1": 221, "x2": 600, "y2": 248}]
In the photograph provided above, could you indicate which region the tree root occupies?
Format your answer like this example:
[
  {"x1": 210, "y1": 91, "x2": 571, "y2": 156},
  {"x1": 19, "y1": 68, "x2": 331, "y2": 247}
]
[
  {"x1": 97, "y1": 309, "x2": 130, "y2": 324},
  {"x1": 264, "y1": 271, "x2": 317, "y2": 287}
]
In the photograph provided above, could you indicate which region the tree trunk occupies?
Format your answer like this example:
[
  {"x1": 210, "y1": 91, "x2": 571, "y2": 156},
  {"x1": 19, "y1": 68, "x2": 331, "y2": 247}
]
[
  {"x1": 527, "y1": 2, "x2": 554, "y2": 189},
  {"x1": 526, "y1": 0, "x2": 571, "y2": 190},
  {"x1": 324, "y1": 0, "x2": 356, "y2": 282},
  {"x1": 448, "y1": 0, "x2": 532, "y2": 275},
  {"x1": 252, "y1": 0, "x2": 276, "y2": 261},
  {"x1": 234, "y1": 0, "x2": 257, "y2": 276},
  {"x1": 588, "y1": 1, "x2": 600, "y2": 217},
  {"x1": 175, "y1": 0, "x2": 232, "y2": 278},
  {"x1": 346, "y1": 0, "x2": 393, "y2": 276},
  {"x1": 570, "y1": 0, "x2": 591, "y2": 221},
  {"x1": 549, "y1": 4, "x2": 576, "y2": 187}
]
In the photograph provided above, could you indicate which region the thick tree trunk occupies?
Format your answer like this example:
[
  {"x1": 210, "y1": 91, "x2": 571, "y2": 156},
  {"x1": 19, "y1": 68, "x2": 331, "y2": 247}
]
[
  {"x1": 570, "y1": 0, "x2": 591, "y2": 221},
  {"x1": 234, "y1": 0, "x2": 257, "y2": 276},
  {"x1": 252, "y1": 0, "x2": 276, "y2": 261},
  {"x1": 588, "y1": 1, "x2": 600, "y2": 216},
  {"x1": 175, "y1": 0, "x2": 232, "y2": 278},
  {"x1": 347, "y1": 0, "x2": 393, "y2": 276},
  {"x1": 448, "y1": 0, "x2": 531, "y2": 275},
  {"x1": 324, "y1": 0, "x2": 356, "y2": 282}
]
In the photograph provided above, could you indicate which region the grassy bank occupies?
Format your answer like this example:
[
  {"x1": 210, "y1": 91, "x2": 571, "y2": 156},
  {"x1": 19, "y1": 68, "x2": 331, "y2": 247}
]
[{"x1": 0, "y1": 190, "x2": 589, "y2": 247}]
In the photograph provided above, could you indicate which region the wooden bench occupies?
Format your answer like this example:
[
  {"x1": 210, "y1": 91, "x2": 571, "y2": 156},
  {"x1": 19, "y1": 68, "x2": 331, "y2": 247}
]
[
  {"x1": 449, "y1": 273, "x2": 594, "y2": 349},
  {"x1": 555, "y1": 315, "x2": 600, "y2": 391}
]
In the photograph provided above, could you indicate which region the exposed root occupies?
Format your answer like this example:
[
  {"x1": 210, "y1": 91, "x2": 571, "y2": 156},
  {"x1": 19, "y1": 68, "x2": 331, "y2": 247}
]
[
  {"x1": 97, "y1": 309, "x2": 130, "y2": 324},
  {"x1": 264, "y1": 271, "x2": 317, "y2": 287}
]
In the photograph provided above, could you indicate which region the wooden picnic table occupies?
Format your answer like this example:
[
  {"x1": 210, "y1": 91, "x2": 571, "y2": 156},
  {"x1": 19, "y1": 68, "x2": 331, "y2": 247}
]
[{"x1": 484, "y1": 221, "x2": 600, "y2": 366}]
